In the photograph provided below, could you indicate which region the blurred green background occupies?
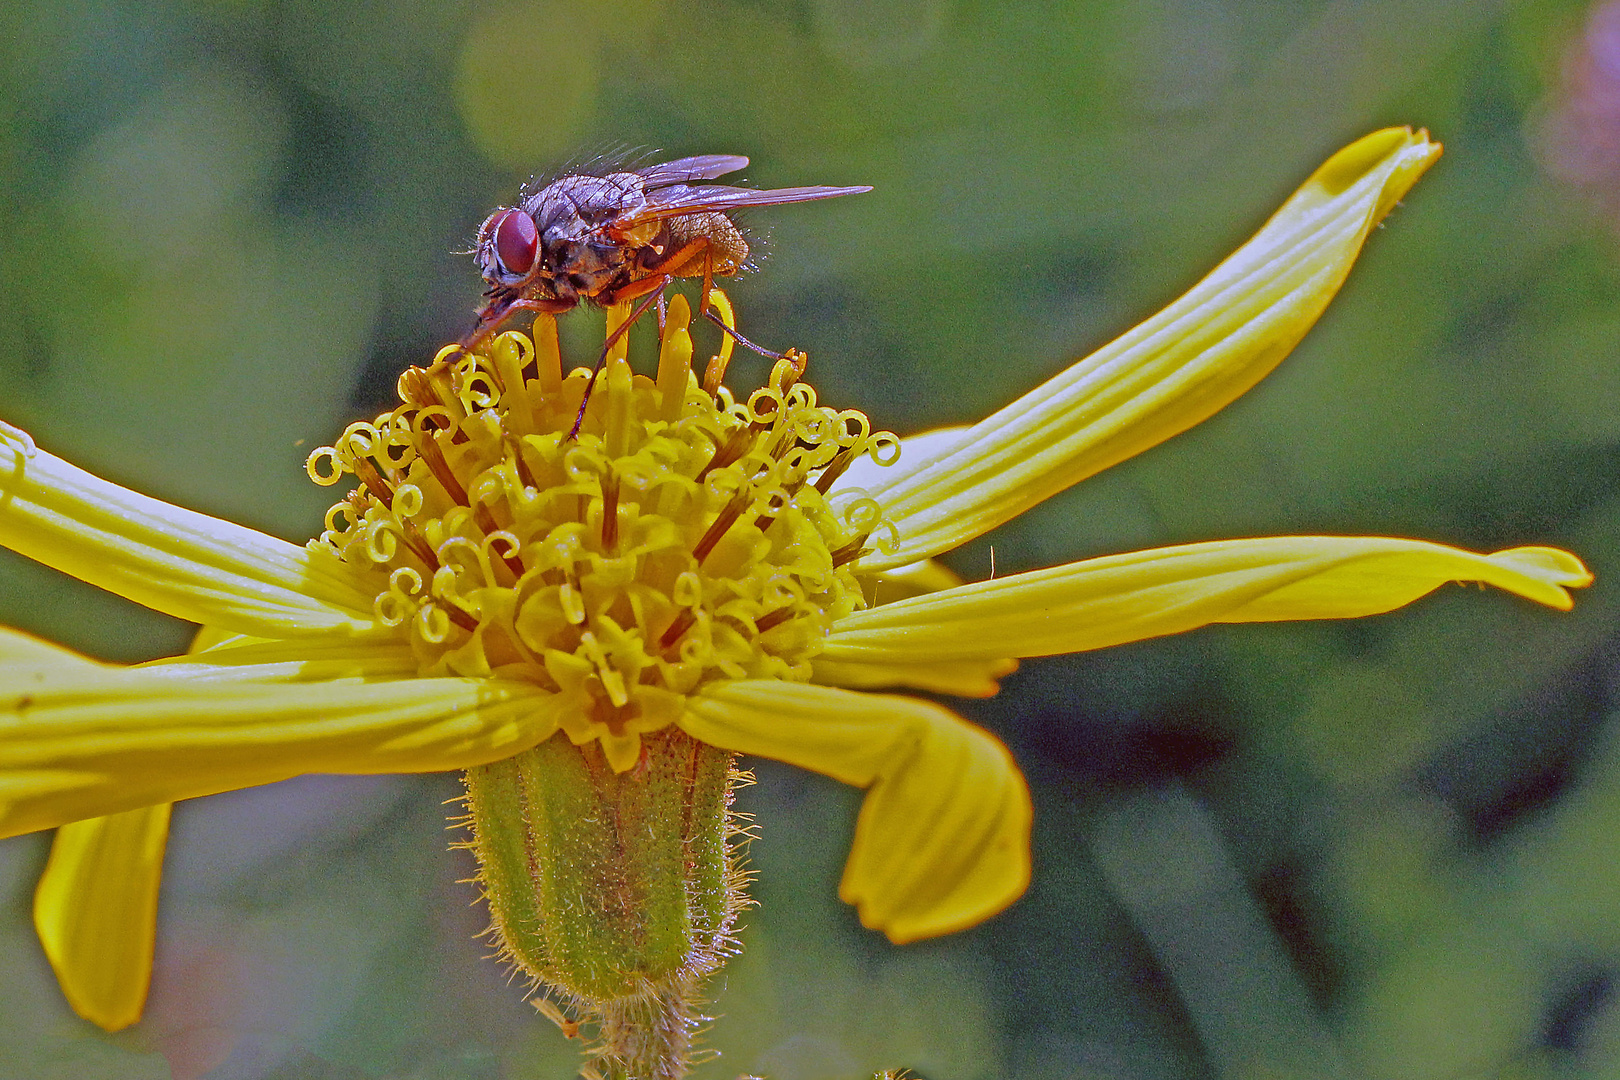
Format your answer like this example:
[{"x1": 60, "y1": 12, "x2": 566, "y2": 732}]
[{"x1": 3, "y1": 0, "x2": 1620, "y2": 1077}]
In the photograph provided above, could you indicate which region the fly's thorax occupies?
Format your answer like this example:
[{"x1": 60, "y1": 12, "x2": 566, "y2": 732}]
[
  {"x1": 305, "y1": 296, "x2": 899, "y2": 772},
  {"x1": 526, "y1": 170, "x2": 645, "y2": 236}
]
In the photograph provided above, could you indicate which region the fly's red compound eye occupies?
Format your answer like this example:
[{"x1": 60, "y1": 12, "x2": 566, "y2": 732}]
[{"x1": 491, "y1": 208, "x2": 538, "y2": 277}]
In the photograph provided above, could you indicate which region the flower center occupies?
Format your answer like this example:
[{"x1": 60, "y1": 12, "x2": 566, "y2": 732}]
[{"x1": 306, "y1": 294, "x2": 898, "y2": 769}]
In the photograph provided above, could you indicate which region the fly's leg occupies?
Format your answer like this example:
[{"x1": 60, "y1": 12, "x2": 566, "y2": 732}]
[
  {"x1": 567, "y1": 282, "x2": 669, "y2": 440},
  {"x1": 702, "y1": 310, "x2": 790, "y2": 361},
  {"x1": 461, "y1": 296, "x2": 574, "y2": 352},
  {"x1": 698, "y1": 283, "x2": 805, "y2": 394}
]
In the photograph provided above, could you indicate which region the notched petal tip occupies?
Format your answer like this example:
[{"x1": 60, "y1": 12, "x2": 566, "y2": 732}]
[
  {"x1": 1304, "y1": 126, "x2": 1442, "y2": 225},
  {"x1": 1489, "y1": 546, "x2": 1594, "y2": 610},
  {"x1": 0, "y1": 419, "x2": 37, "y2": 457}
]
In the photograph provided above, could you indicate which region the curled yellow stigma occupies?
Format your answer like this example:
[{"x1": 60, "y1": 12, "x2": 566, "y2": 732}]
[{"x1": 306, "y1": 293, "x2": 899, "y2": 772}]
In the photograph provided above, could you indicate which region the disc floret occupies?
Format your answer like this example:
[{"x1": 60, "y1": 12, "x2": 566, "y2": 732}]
[{"x1": 306, "y1": 296, "x2": 899, "y2": 772}]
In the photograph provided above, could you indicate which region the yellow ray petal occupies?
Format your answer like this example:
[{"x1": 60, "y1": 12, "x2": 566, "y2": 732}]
[
  {"x1": 815, "y1": 552, "x2": 1014, "y2": 694},
  {"x1": 0, "y1": 423, "x2": 376, "y2": 636},
  {"x1": 137, "y1": 634, "x2": 421, "y2": 683},
  {"x1": 824, "y1": 537, "x2": 1591, "y2": 663},
  {"x1": 0, "y1": 627, "x2": 569, "y2": 838},
  {"x1": 872, "y1": 556, "x2": 965, "y2": 592},
  {"x1": 811, "y1": 655, "x2": 1018, "y2": 698},
  {"x1": 33, "y1": 804, "x2": 169, "y2": 1031},
  {"x1": 856, "y1": 129, "x2": 1443, "y2": 571},
  {"x1": 30, "y1": 625, "x2": 236, "y2": 1033},
  {"x1": 682, "y1": 681, "x2": 1031, "y2": 943}
]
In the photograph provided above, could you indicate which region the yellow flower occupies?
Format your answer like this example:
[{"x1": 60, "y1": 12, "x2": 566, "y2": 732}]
[{"x1": 0, "y1": 128, "x2": 1590, "y2": 1048}]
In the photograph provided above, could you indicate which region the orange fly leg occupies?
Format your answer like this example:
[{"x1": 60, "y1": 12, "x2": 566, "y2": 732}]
[
  {"x1": 634, "y1": 233, "x2": 717, "y2": 296},
  {"x1": 597, "y1": 268, "x2": 678, "y2": 307},
  {"x1": 697, "y1": 245, "x2": 717, "y2": 318}
]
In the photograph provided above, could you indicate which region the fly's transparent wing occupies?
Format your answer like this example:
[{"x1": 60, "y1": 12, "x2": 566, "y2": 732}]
[
  {"x1": 611, "y1": 183, "x2": 873, "y2": 232},
  {"x1": 636, "y1": 155, "x2": 751, "y2": 188}
]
